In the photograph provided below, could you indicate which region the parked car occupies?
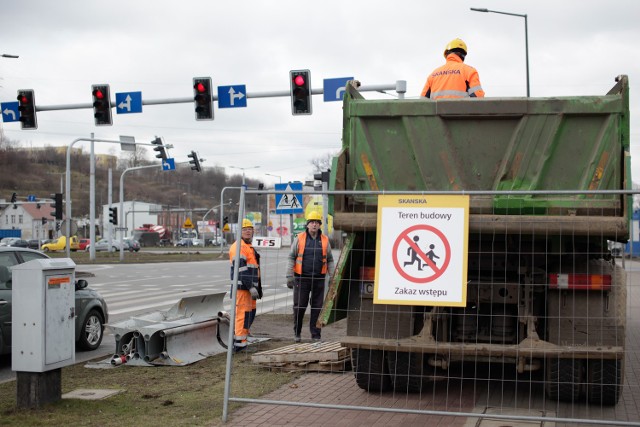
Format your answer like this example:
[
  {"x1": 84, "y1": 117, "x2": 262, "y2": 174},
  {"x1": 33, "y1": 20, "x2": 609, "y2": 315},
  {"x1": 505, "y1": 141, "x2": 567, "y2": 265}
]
[
  {"x1": 0, "y1": 247, "x2": 109, "y2": 355},
  {"x1": 0, "y1": 238, "x2": 29, "y2": 248},
  {"x1": 207, "y1": 236, "x2": 227, "y2": 246},
  {"x1": 41, "y1": 235, "x2": 80, "y2": 252},
  {"x1": 175, "y1": 238, "x2": 193, "y2": 247},
  {"x1": 27, "y1": 239, "x2": 42, "y2": 250},
  {"x1": 86, "y1": 238, "x2": 123, "y2": 252},
  {"x1": 123, "y1": 238, "x2": 141, "y2": 252},
  {"x1": 78, "y1": 238, "x2": 91, "y2": 251}
]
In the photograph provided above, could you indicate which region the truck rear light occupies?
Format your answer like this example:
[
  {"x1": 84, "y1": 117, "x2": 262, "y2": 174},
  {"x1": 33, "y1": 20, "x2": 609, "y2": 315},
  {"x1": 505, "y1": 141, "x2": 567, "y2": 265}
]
[{"x1": 548, "y1": 273, "x2": 611, "y2": 290}]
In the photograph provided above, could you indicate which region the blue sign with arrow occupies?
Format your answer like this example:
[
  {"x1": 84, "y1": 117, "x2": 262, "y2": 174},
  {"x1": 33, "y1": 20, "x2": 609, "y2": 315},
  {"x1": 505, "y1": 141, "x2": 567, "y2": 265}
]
[
  {"x1": 116, "y1": 91, "x2": 143, "y2": 114},
  {"x1": 162, "y1": 158, "x2": 176, "y2": 171},
  {"x1": 218, "y1": 85, "x2": 247, "y2": 108},
  {"x1": 275, "y1": 182, "x2": 304, "y2": 214},
  {"x1": 323, "y1": 77, "x2": 354, "y2": 102},
  {"x1": 1, "y1": 101, "x2": 20, "y2": 122}
]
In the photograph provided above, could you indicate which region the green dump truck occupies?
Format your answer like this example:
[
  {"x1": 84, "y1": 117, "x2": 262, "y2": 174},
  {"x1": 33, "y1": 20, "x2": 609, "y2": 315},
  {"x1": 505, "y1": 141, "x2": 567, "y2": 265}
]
[{"x1": 323, "y1": 76, "x2": 631, "y2": 405}]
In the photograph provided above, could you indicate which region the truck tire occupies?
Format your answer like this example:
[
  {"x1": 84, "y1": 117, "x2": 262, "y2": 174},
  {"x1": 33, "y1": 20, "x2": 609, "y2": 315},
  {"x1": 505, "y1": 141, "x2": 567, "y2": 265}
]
[
  {"x1": 352, "y1": 348, "x2": 391, "y2": 392},
  {"x1": 546, "y1": 358, "x2": 585, "y2": 402},
  {"x1": 387, "y1": 351, "x2": 427, "y2": 393},
  {"x1": 588, "y1": 359, "x2": 623, "y2": 405}
]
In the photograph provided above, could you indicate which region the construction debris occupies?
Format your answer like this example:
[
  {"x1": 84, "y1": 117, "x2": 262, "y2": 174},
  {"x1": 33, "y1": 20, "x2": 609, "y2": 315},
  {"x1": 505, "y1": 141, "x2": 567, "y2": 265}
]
[{"x1": 107, "y1": 293, "x2": 230, "y2": 366}]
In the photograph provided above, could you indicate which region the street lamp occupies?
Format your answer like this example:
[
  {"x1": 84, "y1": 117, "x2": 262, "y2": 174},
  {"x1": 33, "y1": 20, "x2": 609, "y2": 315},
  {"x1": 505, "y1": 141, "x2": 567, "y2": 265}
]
[
  {"x1": 229, "y1": 165, "x2": 260, "y2": 185},
  {"x1": 471, "y1": 7, "x2": 530, "y2": 97},
  {"x1": 265, "y1": 173, "x2": 282, "y2": 183},
  {"x1": 1, "y1": 54, "x2": 19, "y2": 59}
]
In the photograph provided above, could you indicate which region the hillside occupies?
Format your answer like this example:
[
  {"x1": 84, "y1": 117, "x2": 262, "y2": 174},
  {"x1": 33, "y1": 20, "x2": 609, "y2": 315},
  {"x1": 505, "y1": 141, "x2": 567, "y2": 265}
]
[{"x1": 0, "y1": 138, "x2": 265, "y2": 220}]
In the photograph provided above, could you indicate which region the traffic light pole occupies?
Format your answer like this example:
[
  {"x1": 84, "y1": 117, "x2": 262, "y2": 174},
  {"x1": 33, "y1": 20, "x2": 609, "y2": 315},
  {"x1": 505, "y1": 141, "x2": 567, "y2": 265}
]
[
  {"x1": 118, "y1": 161, "x2": 190, "y2": 261},
  {"x1": 65, "y1": 137, "x2": 163, "y2": 257},
  {"x1": 35, "y1": 81, "x2": 407, "y2": 114}
]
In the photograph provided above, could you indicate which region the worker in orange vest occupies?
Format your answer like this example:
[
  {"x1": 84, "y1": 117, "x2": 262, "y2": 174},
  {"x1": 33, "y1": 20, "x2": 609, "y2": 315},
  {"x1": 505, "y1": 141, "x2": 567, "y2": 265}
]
[
  {"x1": 286, "y1": 211, "x2": 334, "y2": 342},
  {"x1": 421, "y1": 38, "x2": 485, "y2": 99},
  {"x1": 229, "y1": 218, "x2": 262, "y2": 353}
]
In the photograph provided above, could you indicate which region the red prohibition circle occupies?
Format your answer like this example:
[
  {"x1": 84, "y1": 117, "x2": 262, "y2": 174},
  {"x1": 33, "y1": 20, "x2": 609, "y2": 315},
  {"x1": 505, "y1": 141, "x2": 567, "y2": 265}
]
[{"x1": 392, "y1": 224, "x2": 451, "y2": 284}]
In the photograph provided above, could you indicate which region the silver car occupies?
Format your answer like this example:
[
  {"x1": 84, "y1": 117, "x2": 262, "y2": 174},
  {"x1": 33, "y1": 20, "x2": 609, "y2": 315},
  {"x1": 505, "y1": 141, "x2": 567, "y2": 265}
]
[
  {"x1": 0, "y1": 247, "x2": 109, "y2": 355},
  {"x1": 86, "y1": 238, "x2": 123, "y2": 252}
]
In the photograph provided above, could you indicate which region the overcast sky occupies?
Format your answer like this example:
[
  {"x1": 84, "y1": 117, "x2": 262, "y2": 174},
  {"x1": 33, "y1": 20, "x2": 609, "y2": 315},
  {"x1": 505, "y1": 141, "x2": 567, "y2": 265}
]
[{"x1": 1, "y1": 0, "x2": 639, "y2": 186}]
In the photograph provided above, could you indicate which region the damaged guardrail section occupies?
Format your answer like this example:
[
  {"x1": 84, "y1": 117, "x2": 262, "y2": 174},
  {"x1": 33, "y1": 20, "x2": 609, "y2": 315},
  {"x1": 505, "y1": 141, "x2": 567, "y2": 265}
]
[{"x1": 107, "y1": 293, "x2": 230, "y2": 366}]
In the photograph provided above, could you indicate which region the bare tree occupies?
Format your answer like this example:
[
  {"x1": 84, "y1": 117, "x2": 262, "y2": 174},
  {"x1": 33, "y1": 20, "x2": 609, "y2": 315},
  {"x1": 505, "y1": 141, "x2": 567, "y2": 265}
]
[
  {"x1": 119, "y1": 145, "x2": 148, "y2": 168},
  {"x1": 310, "y1": 152, "x2": 336, "y2": 173}
]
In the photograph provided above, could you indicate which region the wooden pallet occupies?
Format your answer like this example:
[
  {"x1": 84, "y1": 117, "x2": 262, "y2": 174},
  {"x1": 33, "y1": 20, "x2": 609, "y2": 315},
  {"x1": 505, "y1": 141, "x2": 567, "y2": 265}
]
[{"x1": 251, "y1": 341, "x2": 351, "y2": 372}]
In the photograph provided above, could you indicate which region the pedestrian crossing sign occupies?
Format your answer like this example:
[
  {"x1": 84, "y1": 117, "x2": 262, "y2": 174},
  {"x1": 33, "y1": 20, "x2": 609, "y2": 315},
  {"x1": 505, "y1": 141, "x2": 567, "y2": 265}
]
[{"x1": 275, "y1": 183, "x2": 304, "y2": 214}]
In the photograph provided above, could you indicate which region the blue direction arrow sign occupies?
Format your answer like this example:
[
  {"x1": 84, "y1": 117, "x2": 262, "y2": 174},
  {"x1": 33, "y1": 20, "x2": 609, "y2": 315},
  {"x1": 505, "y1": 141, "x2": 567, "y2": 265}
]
[
  {"x1": 275, "y1": 182, "x2": 304, "y2": 214},
  {"x1": 115, "y1": 91, "x2": 143, "y2": 114},
  {"x1": 27, "y1": 195, "x2": 36, "y2": 202},
  {"x1": 1, "y1": 101, "x2": 20, "y2": 122},
  {"x1": 162, "y1": 158, "x2": 176, "y2": 171},
  {"x1": 323, "y1": 77, "x2": 354, "y2": 102},
  {"x1": 218, "y1": 85, "x2": 247, "y2": 108}
]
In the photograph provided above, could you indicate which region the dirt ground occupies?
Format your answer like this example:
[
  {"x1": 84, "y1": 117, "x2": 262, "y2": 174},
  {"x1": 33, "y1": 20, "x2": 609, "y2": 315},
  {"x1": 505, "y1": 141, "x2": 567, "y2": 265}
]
[{"x1": 249, "y1": 312, "x2": 348, "y2": 345}]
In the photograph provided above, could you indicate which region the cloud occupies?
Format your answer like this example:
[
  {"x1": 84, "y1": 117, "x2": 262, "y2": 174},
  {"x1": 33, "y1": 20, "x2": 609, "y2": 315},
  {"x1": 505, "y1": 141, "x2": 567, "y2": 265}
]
[{"x1": 1, "y1": 0, "x2": 639, "y2": 184}]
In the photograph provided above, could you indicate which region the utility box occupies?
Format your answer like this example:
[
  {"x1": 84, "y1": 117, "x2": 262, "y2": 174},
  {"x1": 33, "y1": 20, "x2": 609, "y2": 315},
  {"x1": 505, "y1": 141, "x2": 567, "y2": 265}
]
[{"x1": 12, "y1": 258, "x2": 76, "y2": 372}]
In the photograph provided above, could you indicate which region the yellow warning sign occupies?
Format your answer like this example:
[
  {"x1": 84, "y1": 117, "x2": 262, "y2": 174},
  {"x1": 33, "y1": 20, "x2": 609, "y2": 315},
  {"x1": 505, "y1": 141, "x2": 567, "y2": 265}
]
[
  {"x1": 183, "y1": 218, "x2": 194, "y2": 229},
  {"x1": 223, "y1": 224, "x2": 230, "y2": 232}
]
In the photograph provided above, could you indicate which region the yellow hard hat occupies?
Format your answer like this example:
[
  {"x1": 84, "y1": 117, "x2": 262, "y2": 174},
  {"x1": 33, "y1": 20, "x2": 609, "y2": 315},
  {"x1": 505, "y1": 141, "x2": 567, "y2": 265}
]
[
  {"x1": 306, "y1": 211, "x2": 322, "y2": 222},
  {"x1": 242, "y1": 218, "x2": 253, "y2": 228},
  {"x1": 444, "y1": 38, "x2": 467, "y2": 57}
]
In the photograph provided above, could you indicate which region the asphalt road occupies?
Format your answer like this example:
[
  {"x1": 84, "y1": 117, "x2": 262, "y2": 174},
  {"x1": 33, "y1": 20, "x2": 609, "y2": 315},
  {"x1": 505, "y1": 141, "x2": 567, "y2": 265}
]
[{"x1": 0, "y1": 247, "x2": 295, "y2": 382}]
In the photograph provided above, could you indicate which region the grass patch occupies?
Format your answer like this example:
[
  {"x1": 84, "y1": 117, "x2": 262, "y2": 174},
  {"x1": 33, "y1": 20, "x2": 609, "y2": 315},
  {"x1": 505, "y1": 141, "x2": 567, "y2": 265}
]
[
  {"x1": 46, "y1": 250, "x2": 227, "y2": 265},
  {"x1": 0, "y1": 339, "x2": 301, "y2": 426}
]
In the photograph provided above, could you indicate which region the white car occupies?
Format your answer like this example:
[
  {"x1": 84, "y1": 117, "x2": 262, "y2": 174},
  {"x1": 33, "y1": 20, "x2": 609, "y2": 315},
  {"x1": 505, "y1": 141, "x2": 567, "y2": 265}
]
[{"x1": 86, "y1": 238, "x2": 123, "y2": 252}]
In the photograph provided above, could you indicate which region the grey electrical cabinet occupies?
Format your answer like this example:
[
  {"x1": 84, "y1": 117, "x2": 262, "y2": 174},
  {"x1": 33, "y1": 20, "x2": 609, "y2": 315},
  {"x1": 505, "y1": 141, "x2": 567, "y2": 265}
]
[{"x1": 11, "y1": 258, "x2": 76, "y2": 372}]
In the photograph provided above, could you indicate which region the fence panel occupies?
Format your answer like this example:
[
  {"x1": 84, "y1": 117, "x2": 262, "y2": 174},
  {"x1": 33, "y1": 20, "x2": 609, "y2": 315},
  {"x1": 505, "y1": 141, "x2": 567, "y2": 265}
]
[{"x1": 223, "y1": 188, "x2": 640, "y2": 427}]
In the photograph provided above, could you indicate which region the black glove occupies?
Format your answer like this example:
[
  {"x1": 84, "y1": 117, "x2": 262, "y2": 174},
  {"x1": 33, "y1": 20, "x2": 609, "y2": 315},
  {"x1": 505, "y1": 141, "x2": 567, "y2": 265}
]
[{"x1": 286, "y1": 277, "x2": 295, "y2": 289}]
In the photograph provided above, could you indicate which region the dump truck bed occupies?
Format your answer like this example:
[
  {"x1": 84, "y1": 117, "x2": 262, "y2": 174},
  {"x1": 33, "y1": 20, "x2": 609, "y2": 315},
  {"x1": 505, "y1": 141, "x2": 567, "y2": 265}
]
[{"x1": 332, "y1": 76, "x2": 631, "y2": 238}]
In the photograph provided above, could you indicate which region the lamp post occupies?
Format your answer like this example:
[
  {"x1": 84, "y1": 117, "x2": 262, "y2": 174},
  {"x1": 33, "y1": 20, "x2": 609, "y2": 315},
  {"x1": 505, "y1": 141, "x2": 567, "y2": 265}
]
[
  {"x1": 1, "y1": 54, "x2": 19, "y2": 59},
  {"x1": 471, "y1": 7, "x2": 529, "y2": 97},
  {"x1": 229, "y1": 165, "x2": 260, "y2": 185}
]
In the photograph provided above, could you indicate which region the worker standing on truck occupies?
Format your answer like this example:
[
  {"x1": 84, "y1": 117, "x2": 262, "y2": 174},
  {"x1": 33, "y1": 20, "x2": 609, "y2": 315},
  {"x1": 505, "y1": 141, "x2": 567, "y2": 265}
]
[
  {"x1": 421, "y1": 38, "x2": 485, "y2": 99},
  {"x1": 229, "y1": 218, "x2": 262, "y2": 353},
  {"x1": 286, "y1": 211, "x2": 335, "y2": 342}
]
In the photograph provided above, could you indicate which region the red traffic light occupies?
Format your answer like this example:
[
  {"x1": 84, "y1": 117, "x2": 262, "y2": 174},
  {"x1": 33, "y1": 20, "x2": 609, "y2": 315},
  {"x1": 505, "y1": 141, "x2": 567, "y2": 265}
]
[
  {"x1": 93, "y1": 89, "x2": 105, "y2": 99},
  {"x1": 18, "y1": 95, "x2": 29, "y2": 104},
  {"x1": 294, "y1": 75, "x2": 305, "y2": 87},
  {"x1": 194, "y1": 82, "x2": 206, "y2": 93}
]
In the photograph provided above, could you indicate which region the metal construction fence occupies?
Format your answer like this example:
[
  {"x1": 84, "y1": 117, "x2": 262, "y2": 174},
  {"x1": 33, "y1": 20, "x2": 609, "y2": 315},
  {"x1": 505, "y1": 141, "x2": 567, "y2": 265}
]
[{"x1": 222, "y1": 187, "x2": 640, "y2": 426}]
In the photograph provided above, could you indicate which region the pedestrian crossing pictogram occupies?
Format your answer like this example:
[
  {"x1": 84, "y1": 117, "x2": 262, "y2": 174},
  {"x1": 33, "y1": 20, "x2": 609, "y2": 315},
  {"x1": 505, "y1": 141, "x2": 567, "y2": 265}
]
[{"x1": 275, "y1": 183, "x2": 304, "y2": 214}]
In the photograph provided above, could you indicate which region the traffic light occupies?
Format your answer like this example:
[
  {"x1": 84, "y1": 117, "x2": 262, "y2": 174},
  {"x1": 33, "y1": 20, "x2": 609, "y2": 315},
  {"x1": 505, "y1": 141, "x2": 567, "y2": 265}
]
[
  {"x1": 17, "y1": 89, "x2": 37, "y2": 129},
  {"x1": 10, "y1": 192, "x2": 17, "y2": 203},
  {"x1": 187, "y1": 151, "x2": 201, "y2": 172},
  {"x1": 289, "y1": 70, "x2": 312, "y2": 115},
  {"x1": 51, "y1": 193, "x2": 63, "y2": 220},
  {"x1": 41, "y1": 217, "x2": 47, "y2": 225},
  {"x1": 313, "y1": 169, "x2": 330, "y2": 191},
  {"x1": 109, "y1": 207, "x2": 118, "y2": 225},
  {"x1": 91, "y1": 84, "x2": 112, "y2": 126},
  {"x1": 193, "y1": 77, "x2": 213, "y2": 120},
  {"x1": 151, "y1": 137, "x2": 168, "y2": 161}
]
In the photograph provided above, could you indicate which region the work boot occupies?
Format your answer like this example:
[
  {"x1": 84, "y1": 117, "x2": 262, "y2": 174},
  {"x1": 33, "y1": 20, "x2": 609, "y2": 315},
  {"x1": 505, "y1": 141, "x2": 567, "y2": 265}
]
[{"x1": 294, "y1": 335, "x2": 301, "y2": 343}]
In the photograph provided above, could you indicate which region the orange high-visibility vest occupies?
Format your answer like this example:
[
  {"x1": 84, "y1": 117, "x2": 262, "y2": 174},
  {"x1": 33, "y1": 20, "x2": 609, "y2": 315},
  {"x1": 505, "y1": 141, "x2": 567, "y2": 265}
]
[
  {"x1": 293, "y1": 231, "x2": 329, "y2": 275},
  {"x1": 421, "y1": 54, "x2": 485, "y2": 99}
]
